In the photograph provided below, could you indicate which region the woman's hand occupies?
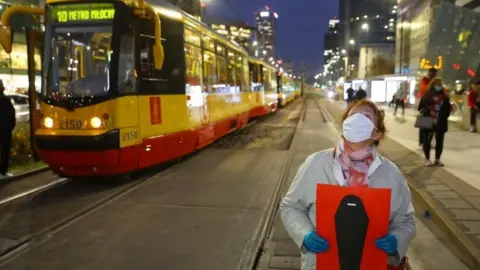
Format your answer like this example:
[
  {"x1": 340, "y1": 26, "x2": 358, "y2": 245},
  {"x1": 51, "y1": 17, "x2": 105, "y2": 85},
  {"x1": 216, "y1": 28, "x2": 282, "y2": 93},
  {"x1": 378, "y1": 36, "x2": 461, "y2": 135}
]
[
  {"x1": 375, "y1": 233, "x2": 398, "y2": 255},
  {"x1": 303, "y1": 231, "x2": 329, "y2": 253}
]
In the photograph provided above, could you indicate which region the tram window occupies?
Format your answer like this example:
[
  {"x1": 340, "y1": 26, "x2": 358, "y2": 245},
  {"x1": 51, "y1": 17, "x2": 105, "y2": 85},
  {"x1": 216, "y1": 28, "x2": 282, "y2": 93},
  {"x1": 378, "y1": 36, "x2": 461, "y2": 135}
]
[
  {"x1": 136, "y1": 15, "x2": 186, "y2": 94},
  {"x1": 203, "y1": 50, "x2": 217, "y2": 92},
  {"x1": 202, "y1": 35, "x2": 215, "y2": 52},
  {"x1": 118, "y1": 35, "x2": 136, "y2": 94},
  {"x1": 262, "y1": 67, "x2": 269, "y2": 91},
  {"x1": 235, "y1": 55, "x2": 249, "y2": 92},
  {"x1": 184, "y1": 29, "x2": 200, "y2": 47},
  {"x1": 227, "y1": 51, "x2": 236, "y2": 86},
  {"x1": 185, "y1": 43, "x2": 202, "y2": 86},
  {"x1": 217, "y1": 56, "x2": 227, "y2": 85}
]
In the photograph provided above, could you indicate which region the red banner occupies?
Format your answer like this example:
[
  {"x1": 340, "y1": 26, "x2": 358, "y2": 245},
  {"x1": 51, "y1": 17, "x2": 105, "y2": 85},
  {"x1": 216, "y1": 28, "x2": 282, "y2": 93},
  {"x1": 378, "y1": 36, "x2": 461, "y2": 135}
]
[
  {"x1": 150, "y1": 97, "x2": 162, "y2": 125},
  {"x1": 316, "y1": 184, "x2": 391, "y2": 270}
]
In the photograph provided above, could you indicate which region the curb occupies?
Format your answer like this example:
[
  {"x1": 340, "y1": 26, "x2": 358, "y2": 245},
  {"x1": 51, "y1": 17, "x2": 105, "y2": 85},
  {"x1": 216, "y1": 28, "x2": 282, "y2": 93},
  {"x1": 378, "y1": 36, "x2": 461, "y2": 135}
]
[
  {"x1": 1, "y1": 166, "x2": 49, "y2": 185},
  {"x1": 321, "y1": 98, "x2": 480, "y2": 269}
]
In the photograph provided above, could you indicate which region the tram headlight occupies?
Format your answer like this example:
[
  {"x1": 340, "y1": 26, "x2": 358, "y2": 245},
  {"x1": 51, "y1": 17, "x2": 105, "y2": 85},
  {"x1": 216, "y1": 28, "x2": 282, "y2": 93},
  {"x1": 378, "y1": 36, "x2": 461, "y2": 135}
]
[
  {"x1": 43, "y1": 117, "x2": 54, "y2": 128},
  {"x1": 90, "y1": 117, "x2": 102, "y2": 128}
]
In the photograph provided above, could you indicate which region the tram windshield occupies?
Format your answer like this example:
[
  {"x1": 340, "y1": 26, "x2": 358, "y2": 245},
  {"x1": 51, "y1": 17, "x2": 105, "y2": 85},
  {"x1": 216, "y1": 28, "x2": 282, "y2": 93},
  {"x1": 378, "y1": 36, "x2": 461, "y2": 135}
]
[{"x1": 44, "y1": 25, "x2": 113, "y2": 99}]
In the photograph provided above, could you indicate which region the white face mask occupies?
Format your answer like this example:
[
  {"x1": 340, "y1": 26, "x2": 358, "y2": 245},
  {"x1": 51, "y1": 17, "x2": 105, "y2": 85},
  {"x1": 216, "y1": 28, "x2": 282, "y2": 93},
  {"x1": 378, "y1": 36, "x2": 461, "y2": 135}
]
[{"x1": 342, "y1": 113, "x2": 375, "y2": 143}]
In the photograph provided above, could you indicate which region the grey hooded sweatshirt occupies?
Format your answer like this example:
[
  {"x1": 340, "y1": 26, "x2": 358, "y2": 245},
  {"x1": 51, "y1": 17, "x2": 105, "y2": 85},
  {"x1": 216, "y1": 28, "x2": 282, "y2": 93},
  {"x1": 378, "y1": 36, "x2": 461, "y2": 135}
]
[{"x1": 279, "y1": 148, "x2": 416, "y2": 270}]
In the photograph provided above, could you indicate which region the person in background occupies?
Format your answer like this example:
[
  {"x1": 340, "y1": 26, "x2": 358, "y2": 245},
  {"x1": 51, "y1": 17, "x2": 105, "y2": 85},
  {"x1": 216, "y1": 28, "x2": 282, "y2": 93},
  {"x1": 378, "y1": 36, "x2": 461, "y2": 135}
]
[
  {"x1": 0, "y1": 80, "x2": 16, "y2": 178},
  {"x1": 417, "y1": 68, "x2": 437, "y2": 147},
  {"x1": 467, "y1": 81, "x2": 480, "y2": 132},
  {"x1": 388, "y1": 93, "x2": 396, "y2": 108},
  {"x1": 280, "y1": 99, "x2": 415, "y2": 270},
  {"x1": 355, "y1": 86, "x2": 367, "y2": 100},
  {"x1": 418, "y1": 77, "x2": 451, "y2": 167},
  {"x1": 394, "y1": 82, "x2": 408, "y2": 116},
  {"x1": 346, "y1": 87, "x2": 354, "y2": 105}
]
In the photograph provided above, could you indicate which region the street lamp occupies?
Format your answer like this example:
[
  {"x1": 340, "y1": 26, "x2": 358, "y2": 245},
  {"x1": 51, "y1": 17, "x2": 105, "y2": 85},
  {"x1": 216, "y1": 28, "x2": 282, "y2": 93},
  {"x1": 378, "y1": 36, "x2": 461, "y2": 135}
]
[
  {"x1": 349, "y1": 39, "x2": 355, "y2": 45},
  {"x1": 361, "y1": 23, "x2": 369, "y2": 31}
]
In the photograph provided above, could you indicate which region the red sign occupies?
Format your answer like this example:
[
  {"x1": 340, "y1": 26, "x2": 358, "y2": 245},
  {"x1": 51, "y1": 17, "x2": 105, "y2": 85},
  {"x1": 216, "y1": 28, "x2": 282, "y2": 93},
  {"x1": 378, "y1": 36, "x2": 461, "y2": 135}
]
[
  {"x1": 316, "y1": 184, "x2": 391, "y2": 270},
  {"x1": 150, "y1": 97, "x2": 162, "y2": 125}
]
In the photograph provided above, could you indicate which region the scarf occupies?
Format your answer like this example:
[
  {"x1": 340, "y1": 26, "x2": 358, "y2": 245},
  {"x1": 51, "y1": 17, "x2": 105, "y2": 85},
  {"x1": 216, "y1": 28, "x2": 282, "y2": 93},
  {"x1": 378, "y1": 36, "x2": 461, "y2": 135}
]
[
  {"x1": 429, "y1": 91, "x2": 446, "y2": 120},
  {"x1": 336, "y1": 140, "x2": 375, "y2": 187}
]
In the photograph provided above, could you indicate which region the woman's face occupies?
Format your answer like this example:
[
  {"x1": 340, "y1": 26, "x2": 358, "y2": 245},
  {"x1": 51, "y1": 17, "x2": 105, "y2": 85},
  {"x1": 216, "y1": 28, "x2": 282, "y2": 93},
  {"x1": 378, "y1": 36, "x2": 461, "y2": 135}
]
[{"x1": 346, "y1": 105, "x2": 383, "y2": 146}]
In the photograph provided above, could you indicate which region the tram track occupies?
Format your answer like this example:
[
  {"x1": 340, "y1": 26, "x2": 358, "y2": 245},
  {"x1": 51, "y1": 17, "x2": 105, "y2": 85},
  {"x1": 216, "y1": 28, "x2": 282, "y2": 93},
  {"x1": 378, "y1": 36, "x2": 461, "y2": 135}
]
[
  {"x1": 0, "y1": 99, "x2": 304, "y2": 267},
  {"x1": 238, "y1": 95, "x2": 309, "y2": 270}
]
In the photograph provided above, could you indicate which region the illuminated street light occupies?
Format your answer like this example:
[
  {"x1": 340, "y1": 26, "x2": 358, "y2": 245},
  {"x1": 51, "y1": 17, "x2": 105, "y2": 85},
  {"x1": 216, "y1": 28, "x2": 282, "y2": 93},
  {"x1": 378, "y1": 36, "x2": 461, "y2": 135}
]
[
  {"x1": 341, "y1": 49, "x2": 346, "y2": 54},
  {"x1": 349, "y1": 39, "x2": 355, "y2": 45},
  {"x1": 361, "y1": 23, "x2": 369, "y2": 30}
]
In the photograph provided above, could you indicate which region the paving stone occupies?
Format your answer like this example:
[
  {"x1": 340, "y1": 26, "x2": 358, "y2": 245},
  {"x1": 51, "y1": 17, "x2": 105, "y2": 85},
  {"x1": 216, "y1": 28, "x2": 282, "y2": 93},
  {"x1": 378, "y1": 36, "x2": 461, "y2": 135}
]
[
  {"x1": 269, "y1": 256, "x2": 301, "y2": 269},
  {"x1": 274, "y1": 240, "x2": 300, "y2": 256},
  {"x1": 425, "y1": 184, "x2": 451, "y2": 191},
  {"x1": 424, "y1": 179, "x2": 442, "y2": 185},
  {"x1": 448, "y1": 209, "x2": 480, "y2": 221},
  {"x1": 428, "y1": 190, "x2": 460, "y2": 199},
  {"x1": 457, "y1": 221, "x2": 480, "y2": 234},
  {"x1": 464, "y1": 196, "x2": 480, "y2": 211},
  {"x1": 437, "y1": 199, "x2": 473, "y2": 209}
]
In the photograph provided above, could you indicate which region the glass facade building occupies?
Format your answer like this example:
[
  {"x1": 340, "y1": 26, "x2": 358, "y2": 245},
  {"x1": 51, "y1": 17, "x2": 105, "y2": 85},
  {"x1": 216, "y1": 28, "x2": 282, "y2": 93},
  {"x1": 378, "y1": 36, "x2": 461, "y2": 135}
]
[
  {"x1": 0, "y1": 0, "x2": 42, "y2": 94},
  {"x1": 255, "y1": 6, "x2": 277, "y2": 62}
]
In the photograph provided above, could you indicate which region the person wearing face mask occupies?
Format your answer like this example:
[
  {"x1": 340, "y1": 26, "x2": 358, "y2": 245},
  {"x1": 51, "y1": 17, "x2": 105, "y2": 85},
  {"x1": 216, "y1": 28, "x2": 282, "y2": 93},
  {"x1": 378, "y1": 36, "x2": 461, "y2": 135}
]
[
  {"x1": 418, "y1": 77, "x2": 451, "y2": 167},
  {"x1": 280, "y1": 99, "x2": 416, "y2": 270}
]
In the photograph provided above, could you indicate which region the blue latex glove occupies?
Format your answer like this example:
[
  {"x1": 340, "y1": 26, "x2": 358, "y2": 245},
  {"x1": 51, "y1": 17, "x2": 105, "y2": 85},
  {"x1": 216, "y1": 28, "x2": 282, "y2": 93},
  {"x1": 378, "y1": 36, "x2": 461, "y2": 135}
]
[
  {"x1": 375, "y1": 233, "x2": 398, "y2": 255},
  {"x1": 303, "y1": 231, "x2": 329, "y2": 253}
]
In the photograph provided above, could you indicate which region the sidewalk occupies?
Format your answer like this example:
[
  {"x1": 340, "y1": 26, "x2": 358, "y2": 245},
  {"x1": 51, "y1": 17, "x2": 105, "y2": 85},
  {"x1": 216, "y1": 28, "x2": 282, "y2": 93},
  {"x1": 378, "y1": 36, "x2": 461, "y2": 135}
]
[
  {"x1": 257, "y1": 97, "x2": 467, "y2": 270},
  {"x1": 324, "y1": 99, "x2": 480, "y2": 269}
]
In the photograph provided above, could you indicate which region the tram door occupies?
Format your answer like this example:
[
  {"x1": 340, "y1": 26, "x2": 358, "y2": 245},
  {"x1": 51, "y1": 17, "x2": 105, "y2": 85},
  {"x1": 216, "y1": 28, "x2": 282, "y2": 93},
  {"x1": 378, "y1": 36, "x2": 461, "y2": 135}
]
[{"x1": 26, "y1": 29, "x2": 43, "y2": 161}]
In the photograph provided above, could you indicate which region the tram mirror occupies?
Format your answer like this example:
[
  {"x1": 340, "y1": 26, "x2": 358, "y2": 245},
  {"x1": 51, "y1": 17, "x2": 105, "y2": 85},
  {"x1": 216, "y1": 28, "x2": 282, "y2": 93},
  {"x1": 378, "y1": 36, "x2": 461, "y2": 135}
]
[
  {"x1": 0, "y1": 26, "x2": 13, "y2": 54},
  {"x1": 152, "y1": 44, "x2": 164, "y2": 70}
]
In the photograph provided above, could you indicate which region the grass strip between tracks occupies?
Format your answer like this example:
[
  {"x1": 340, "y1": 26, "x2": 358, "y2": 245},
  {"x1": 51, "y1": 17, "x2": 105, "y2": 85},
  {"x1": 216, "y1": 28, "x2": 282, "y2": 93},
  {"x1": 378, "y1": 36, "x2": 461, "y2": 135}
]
[{"x1": 318, "y1": 97, "x2": 479, "y2": 270}]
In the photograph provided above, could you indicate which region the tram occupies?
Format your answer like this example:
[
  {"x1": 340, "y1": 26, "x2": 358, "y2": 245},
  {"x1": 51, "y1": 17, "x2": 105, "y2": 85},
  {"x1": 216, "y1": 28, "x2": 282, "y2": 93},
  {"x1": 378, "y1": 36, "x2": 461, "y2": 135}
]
[
  {"x1": 248, "y1": 57, "x2": 279, "y2": 118},
  {"x1": 278, "y1": 72, "x2": 297, "y2": 107},
  {"x1": 0, "y1": 0, "x2": 291, "y2": 177}
]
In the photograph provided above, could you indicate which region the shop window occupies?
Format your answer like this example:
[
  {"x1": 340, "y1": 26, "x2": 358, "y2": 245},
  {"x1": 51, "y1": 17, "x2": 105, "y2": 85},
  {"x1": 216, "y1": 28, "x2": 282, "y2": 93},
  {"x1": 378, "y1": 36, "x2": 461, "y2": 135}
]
[
  {"x1": 136, "y1": 15, "x2": 185, "y2": 94},
  {"x1": 185, "y1": 43, "x2": 202, "y2": 86}
]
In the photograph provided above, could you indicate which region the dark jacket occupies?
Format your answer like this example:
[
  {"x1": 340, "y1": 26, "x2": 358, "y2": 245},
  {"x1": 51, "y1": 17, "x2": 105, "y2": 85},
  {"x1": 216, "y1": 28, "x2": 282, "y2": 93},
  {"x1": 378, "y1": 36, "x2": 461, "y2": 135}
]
[
  {"x1": 355, "y1": 89, "x2": 367, "y2": 100},
  {"x1": 0, "y1": 93, "x2": 16, "y2": 136},
  {"x1": 418, "y1": 90, "x2": 451, "y2": 133}
]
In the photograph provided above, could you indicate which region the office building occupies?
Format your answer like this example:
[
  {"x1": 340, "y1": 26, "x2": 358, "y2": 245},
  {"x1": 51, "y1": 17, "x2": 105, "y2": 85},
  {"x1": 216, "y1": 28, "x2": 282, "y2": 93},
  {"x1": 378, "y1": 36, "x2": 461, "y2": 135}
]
[
  {"x1": 323, "y1": 18, "x2": 343, "y2": 82},
  {"x1": 396, "y1": 0, "x2": 480, "y2": 85},
  {"x1": 203, "y1": 16, "x2": 255, "y2": 53},
  {"x1": 255, "y1": 5, "x2": 278, "y2": 61},
  {"x1": 338, "y1": 0, "x2": 397, "y2": 79}
]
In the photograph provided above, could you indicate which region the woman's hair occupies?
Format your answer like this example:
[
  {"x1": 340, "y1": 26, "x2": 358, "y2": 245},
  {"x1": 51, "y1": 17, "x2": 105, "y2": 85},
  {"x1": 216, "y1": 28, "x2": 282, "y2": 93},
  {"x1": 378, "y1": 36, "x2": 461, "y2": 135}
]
[
  {"x1": 424, "y1": 77, "x2": 445, "y2": 101},
  {"x1": 341, "y1": 99, "x2": 386, "y2": 146}
]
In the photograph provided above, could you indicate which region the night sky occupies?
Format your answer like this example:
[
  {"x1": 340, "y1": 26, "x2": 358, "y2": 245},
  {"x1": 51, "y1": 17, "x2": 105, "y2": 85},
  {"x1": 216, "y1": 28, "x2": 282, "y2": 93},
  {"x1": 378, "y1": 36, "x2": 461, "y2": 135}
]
[{"x1": 206, "y1": 0, "x2": 338, "y2": 77}]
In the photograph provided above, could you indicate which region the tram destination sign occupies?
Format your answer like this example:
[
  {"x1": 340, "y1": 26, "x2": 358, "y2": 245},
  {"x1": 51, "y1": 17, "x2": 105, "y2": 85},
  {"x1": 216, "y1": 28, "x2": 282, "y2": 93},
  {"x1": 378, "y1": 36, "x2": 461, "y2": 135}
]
[{"x1": 50, "y1": 3, "x2": 115, "y2": 23}]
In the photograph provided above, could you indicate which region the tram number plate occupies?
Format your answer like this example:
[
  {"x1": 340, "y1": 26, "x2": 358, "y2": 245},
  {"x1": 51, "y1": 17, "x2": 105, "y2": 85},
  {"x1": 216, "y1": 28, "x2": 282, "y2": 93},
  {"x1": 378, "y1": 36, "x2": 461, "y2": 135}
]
[
  {"x1": 60, "y1": 119, "x2": 83, "y2": 129},
  {"x1": 122, "y1": 131, "x2": 138, "y2": 142}
]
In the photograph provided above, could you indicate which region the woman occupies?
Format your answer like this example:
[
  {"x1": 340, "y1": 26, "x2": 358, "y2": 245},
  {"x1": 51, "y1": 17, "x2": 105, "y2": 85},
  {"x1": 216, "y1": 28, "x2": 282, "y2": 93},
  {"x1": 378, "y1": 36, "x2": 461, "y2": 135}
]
[
  {"x1": 418, "y1": 77, "x2": 451, "y2": 167},
  {"x1": 280, "y1": 99, "x2": 416, "y2": 270}
]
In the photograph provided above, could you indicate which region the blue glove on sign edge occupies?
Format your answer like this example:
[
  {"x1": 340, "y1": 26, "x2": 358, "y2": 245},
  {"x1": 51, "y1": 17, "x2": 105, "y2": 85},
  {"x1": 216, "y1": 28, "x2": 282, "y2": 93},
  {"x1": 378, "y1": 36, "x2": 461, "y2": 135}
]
[
  {"x1": 303, "y1": 231, "x2": 329, "y2": 253},
  {"x1": 375, "y1": 233, "x2": 398, "y2": 255}
]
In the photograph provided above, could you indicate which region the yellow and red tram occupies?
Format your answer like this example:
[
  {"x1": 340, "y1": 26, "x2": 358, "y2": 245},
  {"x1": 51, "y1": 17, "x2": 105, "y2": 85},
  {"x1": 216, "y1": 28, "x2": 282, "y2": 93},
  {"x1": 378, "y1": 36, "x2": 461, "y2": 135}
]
[
  {"x1": 248, "y1": 57, "x2": 278, "y2": 118},
  {"x1": 0, "y1": 0, "x2": 292, "y2": 178}
]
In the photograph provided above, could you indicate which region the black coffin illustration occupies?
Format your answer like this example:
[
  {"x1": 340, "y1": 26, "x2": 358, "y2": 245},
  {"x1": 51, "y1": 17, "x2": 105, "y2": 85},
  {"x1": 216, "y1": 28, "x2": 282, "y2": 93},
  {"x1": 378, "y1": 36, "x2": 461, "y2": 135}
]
[{"x1": 334, "y1": 195, "x2": 369, "y2": 270}]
